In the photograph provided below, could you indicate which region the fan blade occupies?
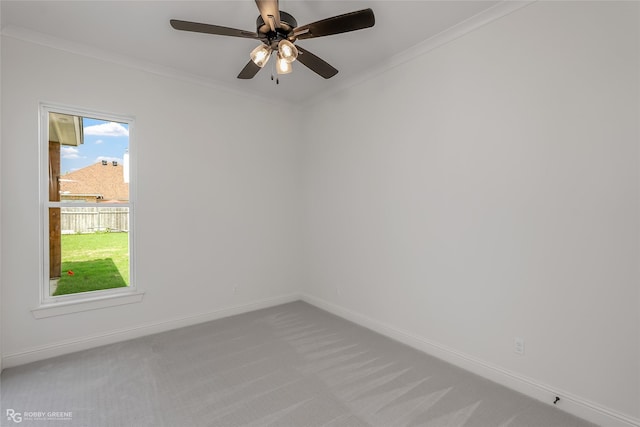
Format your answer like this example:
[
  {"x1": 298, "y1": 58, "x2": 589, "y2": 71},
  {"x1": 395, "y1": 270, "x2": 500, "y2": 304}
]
[
  {"x1": 237, "y1": 60, "x2": 262, "y2": 79},
  {"x1": 296, "y1": 46, "x2": 338, "y2": 79},
  {"x1": 255, "y1": 0, "x2": 280, "y2": 31},
  {"x1": 293, "y1": 8, "x2": 374, "y2": 40},
  {"x1": 170, "y1": 20, "x2": 259, "y2": 39}
]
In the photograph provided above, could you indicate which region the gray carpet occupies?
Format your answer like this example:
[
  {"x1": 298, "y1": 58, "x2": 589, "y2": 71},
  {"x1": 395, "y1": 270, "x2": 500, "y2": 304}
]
[{"x1": 1, "y1": 301, "x2": 596, "y2": 427}]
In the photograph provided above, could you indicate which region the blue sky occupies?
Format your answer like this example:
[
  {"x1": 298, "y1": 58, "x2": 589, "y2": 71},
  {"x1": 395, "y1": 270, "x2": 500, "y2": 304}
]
[{"x1": 60, "y1": 118, "x2": 129, "y2": 175}]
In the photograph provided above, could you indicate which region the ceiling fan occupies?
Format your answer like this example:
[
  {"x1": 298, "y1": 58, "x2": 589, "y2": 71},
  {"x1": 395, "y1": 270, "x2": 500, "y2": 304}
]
[{"x1": 170, "y1": 0, "x2": 375, "y2": 80}]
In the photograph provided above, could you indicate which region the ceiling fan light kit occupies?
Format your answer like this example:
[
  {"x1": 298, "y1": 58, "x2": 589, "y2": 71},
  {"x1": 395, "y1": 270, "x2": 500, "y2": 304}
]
[
  {"x1": 170, "y1": 0, "x2": 375, "y2": 81},
  {"x1": 276, "y1": 52, "x2": 293, "y2": 75},
  {"x1": 250, "y1": 44, "x2": 272, "y2": 68},
  {"x1": 277, "y1": 40, "x2": 298, "y2": 63}
]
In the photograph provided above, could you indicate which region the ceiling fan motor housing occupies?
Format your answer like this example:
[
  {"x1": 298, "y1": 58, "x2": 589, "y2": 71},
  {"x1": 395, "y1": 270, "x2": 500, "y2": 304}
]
[{"x1": 256, "y1": 10, "x2": 297, "y2": 44}]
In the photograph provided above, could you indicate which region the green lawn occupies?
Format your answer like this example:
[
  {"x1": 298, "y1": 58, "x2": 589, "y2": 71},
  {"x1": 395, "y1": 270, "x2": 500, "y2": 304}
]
[{"x1": 54, "y1": 232, "x2": 130, "y2": 296}]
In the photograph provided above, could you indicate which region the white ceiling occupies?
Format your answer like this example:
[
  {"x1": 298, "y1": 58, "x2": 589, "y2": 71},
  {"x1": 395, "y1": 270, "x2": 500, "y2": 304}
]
[{"x1": 1, "y1": 0, "x2": 504, "y2": 104}]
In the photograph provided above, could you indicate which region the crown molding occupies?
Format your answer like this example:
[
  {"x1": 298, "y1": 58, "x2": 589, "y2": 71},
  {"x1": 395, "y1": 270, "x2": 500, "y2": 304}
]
[
  {"x1": 0, "y1": 24, "x2": 294, "y2": 109},
  {"x1": 301, "y1": 0, "x2": 536, "y2": 108}
]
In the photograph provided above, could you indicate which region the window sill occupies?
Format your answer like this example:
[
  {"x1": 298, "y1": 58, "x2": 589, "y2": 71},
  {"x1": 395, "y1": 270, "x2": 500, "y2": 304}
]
[{"x1": 32, "y1": 291, "x2": 145, "y2": 319}]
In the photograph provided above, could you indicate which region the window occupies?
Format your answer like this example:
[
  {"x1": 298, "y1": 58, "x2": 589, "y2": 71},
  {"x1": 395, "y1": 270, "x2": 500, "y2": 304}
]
[{"x1": 38, "y1": 104, "x2": 140, "y2": 315}]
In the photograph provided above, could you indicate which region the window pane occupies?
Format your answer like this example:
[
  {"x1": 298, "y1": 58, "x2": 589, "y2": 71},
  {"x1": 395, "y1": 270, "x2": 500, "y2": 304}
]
[
  {"x1": 46, "y1": 111, "x2": 132, "y2": 298},
  {"x1": 49, "y1": 207, "x2": 130, "y2": 296},
  {"x1": 50, "y1": 113, "x2": 129, "y2": 203}
]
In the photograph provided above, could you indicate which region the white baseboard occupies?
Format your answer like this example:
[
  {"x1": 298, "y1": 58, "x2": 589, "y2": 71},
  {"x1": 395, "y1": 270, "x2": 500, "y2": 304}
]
[
  {"x1": 301, "y1": 293, "x2": 640, "y2": 427},
  {"x1": 2, "y1": 293, "x2": 300, "y2": 369}
]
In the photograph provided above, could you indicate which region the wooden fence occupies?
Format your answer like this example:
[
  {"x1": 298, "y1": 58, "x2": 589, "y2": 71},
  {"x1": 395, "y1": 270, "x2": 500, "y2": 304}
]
[{"x1": 61, "y1": 207, "x2": 129, "y2": 234}]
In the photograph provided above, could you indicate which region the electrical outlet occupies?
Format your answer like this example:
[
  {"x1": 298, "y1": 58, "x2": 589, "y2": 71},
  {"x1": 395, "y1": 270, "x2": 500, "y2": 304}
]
[
  {"x1": 514, "y1": 337, "x2": 525, "y2": 355},
  {"x1": 232, "y1": 285, "x2": 238, "y2": 294},
  {"x1": 336, "y1": 286, "x2": 341, "y2": 296}
]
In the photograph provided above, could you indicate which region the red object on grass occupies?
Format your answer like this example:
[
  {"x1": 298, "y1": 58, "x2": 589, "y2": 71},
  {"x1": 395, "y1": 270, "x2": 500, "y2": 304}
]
[{"x1": 67, "y1": 270, "x2": 74, "y2": 276}]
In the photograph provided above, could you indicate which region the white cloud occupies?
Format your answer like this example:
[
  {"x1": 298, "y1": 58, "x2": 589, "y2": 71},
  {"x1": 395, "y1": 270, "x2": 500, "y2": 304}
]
[
  {"x1": 84, "y1": 122, "x2": 129, "y2": 137},
  {"x1": 61, "y1": 146, "x2": 81, "y2": 159},
  {"x1": 95, "y1": 139, "x2": 104, "y2": 144}
]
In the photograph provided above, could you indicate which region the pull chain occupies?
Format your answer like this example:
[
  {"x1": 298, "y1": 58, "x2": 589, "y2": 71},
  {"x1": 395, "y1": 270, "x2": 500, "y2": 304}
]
[{"x1": 269, "y1": 52, "x2": 279, "y2": 85}]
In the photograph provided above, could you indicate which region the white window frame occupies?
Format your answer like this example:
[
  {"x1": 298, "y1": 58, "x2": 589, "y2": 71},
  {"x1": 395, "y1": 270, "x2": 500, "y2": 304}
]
[{"x1": 34, "y1": 103, "x2": 143, "y2": 318}]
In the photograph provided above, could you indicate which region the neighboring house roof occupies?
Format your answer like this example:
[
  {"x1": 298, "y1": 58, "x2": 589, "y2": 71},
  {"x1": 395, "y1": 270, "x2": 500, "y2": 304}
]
[{"x1": 60, "y1": 161, "x2": 129, "y2": 202}]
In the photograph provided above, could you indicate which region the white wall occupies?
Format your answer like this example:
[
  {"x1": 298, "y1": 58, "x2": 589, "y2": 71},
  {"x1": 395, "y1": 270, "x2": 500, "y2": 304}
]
[
  {"x1": 301, "y1": 1, "x2": 639, "y2": 423},
  {"x1": 0, "y1": 3, "x2": 3, "y2": 373},
  {"x1": 0, "y1": 37, "x2": 302, "y2": 363}
]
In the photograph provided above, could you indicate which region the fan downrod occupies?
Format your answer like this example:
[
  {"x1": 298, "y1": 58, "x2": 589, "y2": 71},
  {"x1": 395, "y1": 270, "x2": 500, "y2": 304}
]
[{"x1": 256, "y1": 10, "x2": 297, "y2": 45}]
